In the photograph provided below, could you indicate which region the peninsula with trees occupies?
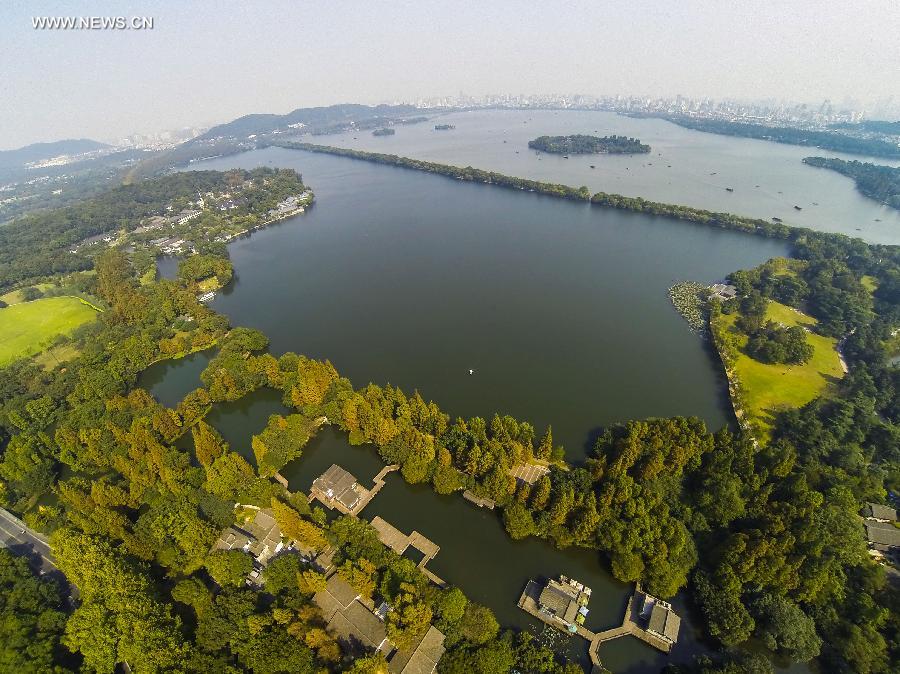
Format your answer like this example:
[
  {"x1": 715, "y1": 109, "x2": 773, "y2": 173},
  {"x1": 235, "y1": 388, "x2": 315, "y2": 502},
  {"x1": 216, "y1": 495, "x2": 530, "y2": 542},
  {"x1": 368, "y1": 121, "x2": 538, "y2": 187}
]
[
  {"x1": 528, "y1": 134, "x2": 650, "y2": 155},
  {"x1": 639, "y1": 114, "x2": 900, "y2": 159},
  {"x1": 803, "y1": 156, "x2": 900, "y2": 210}
]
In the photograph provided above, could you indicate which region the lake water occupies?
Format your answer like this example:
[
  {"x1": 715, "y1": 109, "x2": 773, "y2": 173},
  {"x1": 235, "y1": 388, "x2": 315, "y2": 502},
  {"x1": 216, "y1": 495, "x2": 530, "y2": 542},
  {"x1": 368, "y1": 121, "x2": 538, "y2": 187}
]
[
  {"x1": 309, "y1": 108, "x2": 900, "y2": 245},
  {"x1": 137, "y1": 124, "x2": 817, "y2": 671},
  {"x1": 158, "y1": 147, "x2": 786, "y2": 456}
]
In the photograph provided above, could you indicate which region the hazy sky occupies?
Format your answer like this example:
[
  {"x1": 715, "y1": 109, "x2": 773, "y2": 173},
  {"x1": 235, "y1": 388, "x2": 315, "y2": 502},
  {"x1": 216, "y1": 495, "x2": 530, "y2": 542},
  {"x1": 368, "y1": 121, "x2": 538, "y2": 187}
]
[{"x1": 2, "y1": 0, "x2": 899, "y2": 149}]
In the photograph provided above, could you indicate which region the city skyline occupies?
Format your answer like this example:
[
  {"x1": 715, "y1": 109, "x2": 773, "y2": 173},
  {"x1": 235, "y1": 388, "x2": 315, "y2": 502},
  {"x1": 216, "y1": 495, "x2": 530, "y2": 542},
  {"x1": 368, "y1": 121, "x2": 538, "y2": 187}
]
[{"x1": 2, "y1": 91, "x2": 895, "y2": 153}]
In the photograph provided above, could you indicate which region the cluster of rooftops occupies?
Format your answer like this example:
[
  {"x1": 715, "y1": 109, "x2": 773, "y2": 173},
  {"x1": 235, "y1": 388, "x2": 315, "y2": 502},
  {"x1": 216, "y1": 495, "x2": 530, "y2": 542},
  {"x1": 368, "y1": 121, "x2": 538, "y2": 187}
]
[
  {"x1": 531, "y1": 575, "x2": 681, "y2": 648},
  {"x1": 313, "y1": 574, "x2": 446, "y2": 674},
  {"x1": 211, "y1": 460, "x2": 695, "y2": 670},
  {"x1": 537, "y1": 577, "x2": 592, "y2": 632},
  {"x1": 708, "y1": 282, "x2": 738, "y2": 301},
  {"x1": 210, "y1": 466, "x2": 446, "y2": 673}
]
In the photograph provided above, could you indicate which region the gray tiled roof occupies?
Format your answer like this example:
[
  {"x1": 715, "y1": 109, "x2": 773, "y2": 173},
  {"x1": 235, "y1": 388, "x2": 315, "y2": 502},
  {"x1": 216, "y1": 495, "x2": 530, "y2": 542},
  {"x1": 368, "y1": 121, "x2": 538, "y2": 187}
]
[
  {"x1": 388, "y1": 625, "x2": 446, "y2": 674},
  {"x1": 866, "y1": 521, "x2": 900, "y2": 547},
  {"x1": 214, "y1": 526, "x2": 251, "y2": 552},
  {"x1": 648, "y1": 603, "x2": 681, "y2": 643},
  {"x1": 313, "y1": 464, "x2": 360, "y2": 508},
  {"x1": 538, "y1": 580, "x2": 577, "y2": 618},
  {"x1": 327, "y1": 600, "x2": 387, "y2": 651},
  {"x1": 865, "y1": 503, "x2": 898, "y2": 521},
  {"x1": 314, "y1": 574, "x2": 361, "y2": 618}
]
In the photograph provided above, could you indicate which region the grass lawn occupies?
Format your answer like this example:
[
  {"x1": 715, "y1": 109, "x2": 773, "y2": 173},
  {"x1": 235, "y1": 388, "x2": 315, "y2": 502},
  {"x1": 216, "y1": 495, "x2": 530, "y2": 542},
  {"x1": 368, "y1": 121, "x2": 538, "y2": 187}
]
[
  {"x1": 197, "y1": 276, "x2": 221, "y2": 292},
  {"x1": 32, "y1": 343, "x2": 82, "y2": 370},
  {"x1": 0, "y1": 296, "x2": 100, "y2": 366},
  {"x1": 718, "y1": 300, "x2": 845, "y2": 440},
  {"x1": 139, "y1": 266, "x2": 157, "y2": 286},
  {"x1": 0, "y1": 283, "x2": 55, "y2": 305},
  {"x1": 769, "y1": 257, "x2": 803, "y2": 278}
]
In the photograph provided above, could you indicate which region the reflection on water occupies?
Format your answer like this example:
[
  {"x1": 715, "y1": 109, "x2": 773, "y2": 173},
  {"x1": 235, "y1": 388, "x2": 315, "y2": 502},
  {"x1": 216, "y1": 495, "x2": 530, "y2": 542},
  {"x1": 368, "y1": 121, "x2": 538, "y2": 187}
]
[{"x1": 183, "y1": 148, "x2": 788, "y2": 459}]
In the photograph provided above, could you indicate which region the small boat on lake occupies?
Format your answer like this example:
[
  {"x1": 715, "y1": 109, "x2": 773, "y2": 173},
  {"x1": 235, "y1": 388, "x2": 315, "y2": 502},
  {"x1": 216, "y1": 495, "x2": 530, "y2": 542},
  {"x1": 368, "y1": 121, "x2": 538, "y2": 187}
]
[
  {"x1": 725, "y1": 187, "x2": 734, "y2": 192},
  {"x1": 590, "y1": 165, "x2": 595, "y2": 169},
  {"x1": 794, "y1": 205, "x2": 803, "y2": 210}
]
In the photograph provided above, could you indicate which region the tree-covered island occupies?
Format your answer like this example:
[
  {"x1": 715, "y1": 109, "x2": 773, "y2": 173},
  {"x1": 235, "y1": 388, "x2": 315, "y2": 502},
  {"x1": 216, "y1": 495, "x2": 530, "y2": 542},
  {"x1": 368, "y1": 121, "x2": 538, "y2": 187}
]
[
  {"x1": 372, "y1": 128, "x2": 396, "y2": 136},
  {"x1": 528, "y1": 134, "x2": 650, "y2": 154}
]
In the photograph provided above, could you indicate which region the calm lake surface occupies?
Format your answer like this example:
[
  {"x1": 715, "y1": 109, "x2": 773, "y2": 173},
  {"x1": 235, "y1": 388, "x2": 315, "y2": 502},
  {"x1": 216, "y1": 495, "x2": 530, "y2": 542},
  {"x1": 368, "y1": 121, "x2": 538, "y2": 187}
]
[
  {"x1": 138, "y1": 136, "x2": 803, "y2": 671},
  {"x1": 312, "y1": 109, "x2": 900, "y2": 244},
  {"x1": 159, "y1": 146, "x2": 787, "y2": 457}
]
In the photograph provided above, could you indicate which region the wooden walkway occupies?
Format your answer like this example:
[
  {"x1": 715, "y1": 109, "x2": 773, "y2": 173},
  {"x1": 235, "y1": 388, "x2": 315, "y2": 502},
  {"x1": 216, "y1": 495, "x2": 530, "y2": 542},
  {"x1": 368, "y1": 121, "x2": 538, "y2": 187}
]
[
  {"x1": 517, "y1": 581, "x2": 674, "y2": 669},
  {"x1": 348, "y1": 464, "x2": 399, "y2": 515},
  {"x1": 462, "y1": 490, "x2": 495, "y2": 509},
  {"x1": 367, "y1": 465, "x2": 399, "y2": 501},
  {"x1": 588, "y1": 587, "x2": 674, "y2": 657},
  {"x1": 370, "y1": 515, "x2": 447, "y2": 587}
]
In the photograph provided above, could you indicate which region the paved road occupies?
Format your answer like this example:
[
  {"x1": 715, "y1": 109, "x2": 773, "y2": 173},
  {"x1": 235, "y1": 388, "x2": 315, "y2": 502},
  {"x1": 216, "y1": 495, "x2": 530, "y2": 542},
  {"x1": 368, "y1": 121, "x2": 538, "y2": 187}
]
[{"x1": 0, "y1": 507, "x2": 57, "y2": 574}]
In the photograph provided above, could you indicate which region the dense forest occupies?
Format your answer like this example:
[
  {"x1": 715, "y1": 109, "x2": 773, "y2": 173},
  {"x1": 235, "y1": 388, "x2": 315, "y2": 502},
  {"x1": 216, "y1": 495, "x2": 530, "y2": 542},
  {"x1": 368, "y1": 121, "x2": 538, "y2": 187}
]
[
  {"x1": 645, "y1": 115, "x2": 900, "y2": 159},
  {"x1": 528, "y1": 135, "x2": 650, "y2": 154},
  {"x1": 803, "y1": 157, "x2": 900, "y2": 210},
  {"x1": 2, "y1": 159, "x2": 900, "y2": 673}
]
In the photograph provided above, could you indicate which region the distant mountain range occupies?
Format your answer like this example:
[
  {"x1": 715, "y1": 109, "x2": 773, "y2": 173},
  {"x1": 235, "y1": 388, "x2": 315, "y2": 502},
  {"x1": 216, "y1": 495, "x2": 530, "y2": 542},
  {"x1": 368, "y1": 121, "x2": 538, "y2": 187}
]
[
  {"x1": 0, "y1": 139, "x2": 111, "y2": 170},
  {"x1": 122, "y1": 103, "x2": 428, "y2": 182}
]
